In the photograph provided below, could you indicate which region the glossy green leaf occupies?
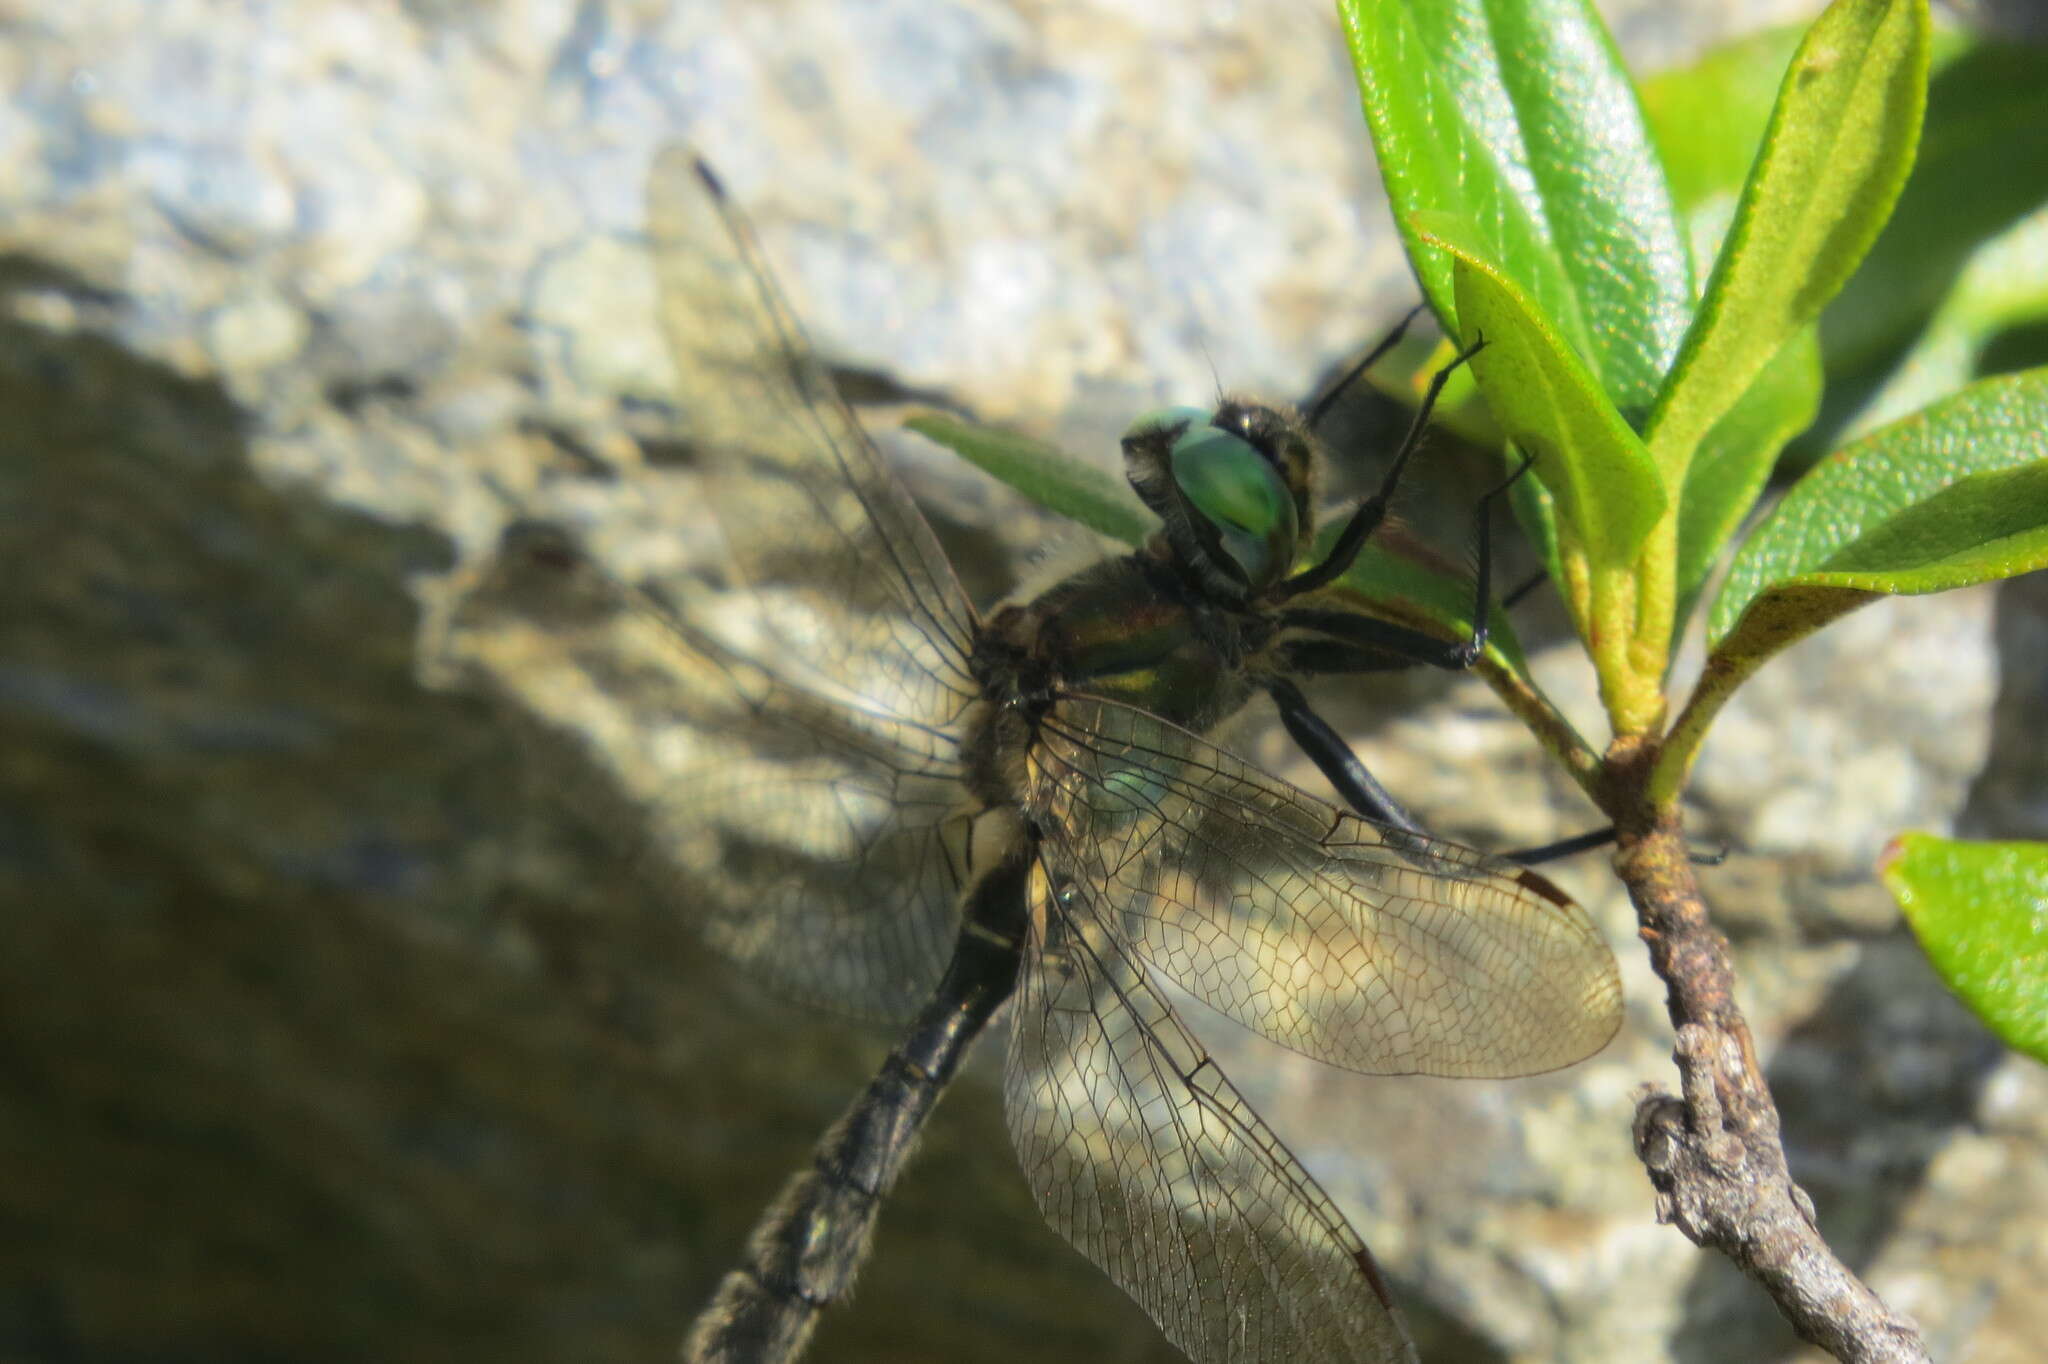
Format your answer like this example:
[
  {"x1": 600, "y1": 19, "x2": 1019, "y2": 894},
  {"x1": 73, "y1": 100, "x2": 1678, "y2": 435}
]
[
  {"x1": 1643, "y1": 24, "x2": 1820, "y2": 610},
  {"x1": 1881, "y1": 834, "x2": 2048, "y2": 1062},
  {"x1": 1645, "y1": 0, "x2": 1931, "y2": 476},
  {"x1": 1642, "y1": 25, "x2": 1807, "y2": 228},
  {"x1": 1664, "y1": 463, "x2": 2048, "y2": 800},
  {"x1": 1434, "y1": 230, "x2": 1666, "y2": 569},
  {"x1": 1675, "y1": 326, "x2": 1823, "y2": 608},
  {"x1": 1668, "y1": 458, "x2": 2047, "y2": 801},
  {"x1": 1710, "y1": 367, "x2": 2048, "y2": 642},
  {"x1": 906, "y1": 410, "x2": 1151, "y2": 547},
  {"x1": 1819, "y1": 462, "x2": 2048, "y2": 579},
  {"x1": 1659, "y1": 376, "x2": 2048, "y2": 802},
  {"x1": 1702, "y1": 456, "x2": 2048, "y2": 677},
  {"x1": 1336, "y1": 0, "x2": 1691, "y2": 415}
]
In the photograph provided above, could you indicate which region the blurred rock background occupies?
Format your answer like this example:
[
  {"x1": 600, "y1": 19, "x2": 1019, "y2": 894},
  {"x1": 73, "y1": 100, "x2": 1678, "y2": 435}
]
[{"x1": 2, "y1": 1, "x2": 2044, "y2": 1361}]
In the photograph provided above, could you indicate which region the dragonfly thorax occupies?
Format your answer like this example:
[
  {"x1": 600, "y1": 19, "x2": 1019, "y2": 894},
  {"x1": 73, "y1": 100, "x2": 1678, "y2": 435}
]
[{"x1": 977, "y1": 550, "x2": 1271, "y2": 746}]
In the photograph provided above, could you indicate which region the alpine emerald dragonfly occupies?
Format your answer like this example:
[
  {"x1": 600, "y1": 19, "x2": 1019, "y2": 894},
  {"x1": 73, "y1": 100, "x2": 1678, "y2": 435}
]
[{"x1": 473, "y1": 147, "x2": 1624, "y2": 1364}]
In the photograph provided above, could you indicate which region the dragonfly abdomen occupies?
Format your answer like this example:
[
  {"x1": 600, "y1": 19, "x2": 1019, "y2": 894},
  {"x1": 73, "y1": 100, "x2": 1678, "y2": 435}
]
[{"x1": 683, "y1": 846, "x2": 1035, "y2": 1364}]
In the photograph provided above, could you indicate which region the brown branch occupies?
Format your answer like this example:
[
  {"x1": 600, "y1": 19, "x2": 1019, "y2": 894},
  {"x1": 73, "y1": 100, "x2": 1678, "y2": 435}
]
[{"x1": 1608, "y1": 747, "x2": 1930, "y2": 1364}]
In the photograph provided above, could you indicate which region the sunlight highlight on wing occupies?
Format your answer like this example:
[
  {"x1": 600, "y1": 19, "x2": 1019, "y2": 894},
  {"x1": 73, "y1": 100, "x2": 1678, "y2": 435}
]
[{"x1": 1032, "y1": 697, "x2": 1622, "y2": 1078}]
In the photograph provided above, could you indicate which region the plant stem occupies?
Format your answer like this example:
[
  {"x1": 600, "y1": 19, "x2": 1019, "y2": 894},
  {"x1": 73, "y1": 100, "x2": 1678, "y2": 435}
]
[{"x1": 1607, "y1": 749, "x2": 1931, "y2": 1364}]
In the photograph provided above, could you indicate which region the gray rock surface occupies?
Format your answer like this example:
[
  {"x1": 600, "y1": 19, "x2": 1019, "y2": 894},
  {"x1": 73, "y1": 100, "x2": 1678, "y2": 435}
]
[{"x1": 3, "y1": 2, "x2": 2041, "y2": 1362}]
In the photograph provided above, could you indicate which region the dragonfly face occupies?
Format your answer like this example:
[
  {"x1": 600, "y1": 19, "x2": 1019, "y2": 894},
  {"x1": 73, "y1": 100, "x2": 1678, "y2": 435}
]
[{"x1": 499, "y1": 149, "x2": 1625, "y2": 1364}]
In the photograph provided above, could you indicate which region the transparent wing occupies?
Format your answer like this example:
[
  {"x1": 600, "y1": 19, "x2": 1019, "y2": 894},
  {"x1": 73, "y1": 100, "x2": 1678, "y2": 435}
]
[
  {"x1": 448, "y1": 527, "x2": 966, "y2": 1019},
  {"x1": 645, "y1": 147, "x2": 980, "y2": 726},
  {"x1": 454, "y1": 152, "x2": 989, "y2": 1017},
  {"x1": 1031, "y1": 697, "x2": 1622, "y2": 1077},
  {"x1": 1006, "y1": 871, "x2": 1418, "y2": 1364},
  {"x1": 635, "y1": 147, "x2": 984, "y2": 1013}
]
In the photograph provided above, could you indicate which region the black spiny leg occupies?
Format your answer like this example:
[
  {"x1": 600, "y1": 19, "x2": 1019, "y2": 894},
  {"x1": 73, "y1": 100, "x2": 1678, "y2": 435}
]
[
  {"x1": 1304, "y1": 302, "x2": 1428, "y2": 430},
  {"x1": 1268, "y1": 333, "x2": 1634, "y2": 866},
  {"x1": 1268, "y1": 677, "x2": 1428, "y2": 836},
  {"x1": 1277, "y1": 334, "x2": 1487, "y2": 602},
  {"x1": 1273, "y1": 672, "x2": 1620, "y2": 866},
  {"x1": 1279, "y1": 448, "x2": 1534, "y2": 675},
  {"x1": 1498, "y1": 827, "x2": 1621, "y2": 864}
]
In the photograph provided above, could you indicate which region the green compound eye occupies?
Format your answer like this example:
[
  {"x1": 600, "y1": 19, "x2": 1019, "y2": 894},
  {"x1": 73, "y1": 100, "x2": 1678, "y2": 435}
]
[{"x1": 1168, "y1": 423, "x2": 1298, "y2": 586}]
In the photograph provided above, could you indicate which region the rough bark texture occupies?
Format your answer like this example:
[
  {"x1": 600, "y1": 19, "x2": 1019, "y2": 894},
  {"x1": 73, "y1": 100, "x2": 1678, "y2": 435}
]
[{"x1": 1616, "y1": 808, "x2": 1930, "y2": 1364}]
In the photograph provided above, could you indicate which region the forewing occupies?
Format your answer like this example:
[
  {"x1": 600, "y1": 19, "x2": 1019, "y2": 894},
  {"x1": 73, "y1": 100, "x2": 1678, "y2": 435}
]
[
  {"x1": 645, "y1": 147, "x2": 980, "y2": 728},
  {"x1": 445, "y1": 152, "x2": 989, "y2": 1019},
  {"x1": 1031, "y1": 698, "x2": 1621, "y2": 1077},
  {"x1": 445, "y1": 527, "x2": 965, "y2": 1019},
  {"x1": 632, "y1": 149, "x2": 986, "y2": 1013},
  {"x1": 1006, "y1": 873, "x2": 1418, "y2": 1364}
]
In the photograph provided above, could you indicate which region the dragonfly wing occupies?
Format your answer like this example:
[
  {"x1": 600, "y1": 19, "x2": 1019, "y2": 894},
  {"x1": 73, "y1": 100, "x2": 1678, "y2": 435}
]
[
  {"x1": 611, "y1": 149, "x2": 989, "y2": 1014},
  {"x1": 1031, "y1": 697, "x2": 1622, "y2": 1077},
  {"x1": 1006, "y1": 877, "x2": 1418, "y2": 1364},
  {"x1": 645, "y1": 147, "x2": 980, "y2": 730},
  {"x1": 450, "y1": 526, "x2": 965, "y2": 1019},
  {"x1": 467, "y1": 142, "x2": 988, "y2": 1020}
]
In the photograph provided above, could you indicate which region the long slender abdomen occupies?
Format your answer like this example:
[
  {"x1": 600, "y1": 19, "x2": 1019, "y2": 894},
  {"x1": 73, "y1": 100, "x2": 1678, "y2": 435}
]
[{"x1": 683, "y1": 847, "x2": 1031, "y2": 1363}]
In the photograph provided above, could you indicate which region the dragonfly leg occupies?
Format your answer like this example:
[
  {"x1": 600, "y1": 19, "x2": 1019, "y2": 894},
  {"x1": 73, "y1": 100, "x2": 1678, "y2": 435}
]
[
  {"x1": 1275, "y1": 445, "x2": 1537, "y2": 677},
  {"x1": 1502, "y1": 826, "x2": 1617, "y2": 865},
  {"x1": 1277, "y1": 334, "x2": 1488, "y2": 601},
  {"x1": 1273, "y1": 676, "x2": 1634, "y2": 867},
  {"x1": 1267, "y1": 677, "x2": 1428, "y2": 835},
  {"x1": 1502, "y1": 566, "x2": 1549, "y2": 611},
  {"x1": 1302, "y1": 301, "x2": 1428, "y2": 430}
]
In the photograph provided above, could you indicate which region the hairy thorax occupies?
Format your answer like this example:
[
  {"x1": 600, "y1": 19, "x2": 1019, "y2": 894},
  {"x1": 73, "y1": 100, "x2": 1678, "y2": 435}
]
[{"x1": 959, "y1": 545, "x2": 1276, "y2": 814}]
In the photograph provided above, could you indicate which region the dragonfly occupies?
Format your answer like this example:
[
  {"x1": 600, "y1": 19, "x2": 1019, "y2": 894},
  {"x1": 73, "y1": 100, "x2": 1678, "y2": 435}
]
[{"x1": 506, "y1": 147, "x2": 1625, "y2": 1364}]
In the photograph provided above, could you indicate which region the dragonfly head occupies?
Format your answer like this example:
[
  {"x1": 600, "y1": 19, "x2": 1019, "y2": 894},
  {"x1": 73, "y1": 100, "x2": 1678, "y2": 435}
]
[{"x1": 1120, "y1": 402, "x2": 1318, "y2": 598}]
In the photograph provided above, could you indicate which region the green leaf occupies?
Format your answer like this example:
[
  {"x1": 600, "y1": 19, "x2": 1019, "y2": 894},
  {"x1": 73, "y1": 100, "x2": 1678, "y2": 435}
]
[
  {"x1": 1710, "y1": 367, "x2": 2048, "y2": 642},
  {"x1": 1700, "y1": 455, "x2": 2048, "y2": 680},
  {"x1": 1433, "y1": 231, "x2": 1666, "y2": 569},
  {"x1": 1818, "y1": 462, "x2": 2048, "y2": 580},
  {"x1": 905, "y1": 410, "x2": 1151, "y2": 547},
  {"x1": 1667, "y1": 460, "x2": 2048, "y2": 795},
  {"x1": 1642, "y1": 24, "x2": 1807, "y2": 228},
  {"x1": 1702, "y1": 464, "x2": 2048, "y2": 664},
  {"x1": 1336, "y1": 0, "x2": 1691, "y2": 416},
  {"x1": 1675, "y1": 326, "x2": 1824, "y2": 608},
  {"x1": 1882, "y1": 834, "x2": 2048, "y2": 1062},
  {"x1": 1658, "y1": 371, "x2": 2048, "y2": 802},
  {"x1": 1645, "y1": 0, "x2": 1931, "y2": 477}
]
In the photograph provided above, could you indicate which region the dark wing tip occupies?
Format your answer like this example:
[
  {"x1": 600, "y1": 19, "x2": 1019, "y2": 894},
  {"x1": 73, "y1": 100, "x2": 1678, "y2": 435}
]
[
  {"x1": 1509, "y1": 865, "x2": 1577, "y2": 911},
  {"x1": 692, "y1": 154, "x2": 727, "y2": 200}
]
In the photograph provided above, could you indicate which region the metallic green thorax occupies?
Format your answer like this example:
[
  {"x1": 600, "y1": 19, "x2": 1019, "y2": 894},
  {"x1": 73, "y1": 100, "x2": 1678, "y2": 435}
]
[{"x1": 984, "y1": 552, "x2": 1265, "y2": 739}]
